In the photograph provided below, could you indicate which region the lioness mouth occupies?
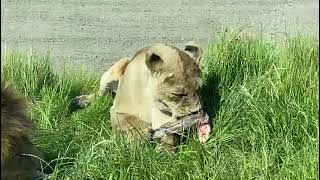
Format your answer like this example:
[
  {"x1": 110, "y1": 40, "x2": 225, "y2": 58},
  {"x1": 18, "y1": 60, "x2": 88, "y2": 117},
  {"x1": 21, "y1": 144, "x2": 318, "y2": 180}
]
[
  {"x1": 159, "y1": 109, "x2": 173, "y2": 117},
  {"x1": 150, "y1": 111, "x2": 211, "y2": 143},
  {"x1": 176, "y1": 110, "x2": 200, "y2": 120}
]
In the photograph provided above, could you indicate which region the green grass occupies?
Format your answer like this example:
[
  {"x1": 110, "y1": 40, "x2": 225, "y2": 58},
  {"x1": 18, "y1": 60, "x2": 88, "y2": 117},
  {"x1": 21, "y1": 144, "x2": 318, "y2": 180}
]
[{"x1": 1, "y1": 31, "x2": 319, "y2": 180}]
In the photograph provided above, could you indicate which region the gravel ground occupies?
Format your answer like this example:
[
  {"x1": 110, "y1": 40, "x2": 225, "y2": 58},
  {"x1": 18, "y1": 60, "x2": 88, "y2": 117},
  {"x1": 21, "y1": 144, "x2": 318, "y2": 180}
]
[{"x1": 1, "y1": 0, "x2": 319, "y2": 72}]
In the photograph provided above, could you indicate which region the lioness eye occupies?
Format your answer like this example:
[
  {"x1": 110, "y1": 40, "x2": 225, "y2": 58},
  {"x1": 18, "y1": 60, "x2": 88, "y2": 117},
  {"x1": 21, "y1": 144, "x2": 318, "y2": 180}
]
[{"x1": 171, "y1": 93, "x2": 187, "y2": 97}]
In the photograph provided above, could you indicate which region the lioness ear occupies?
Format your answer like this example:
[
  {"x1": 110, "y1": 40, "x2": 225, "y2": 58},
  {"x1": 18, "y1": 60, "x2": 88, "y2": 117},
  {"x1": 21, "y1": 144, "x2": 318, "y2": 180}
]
[
  {"x1": 184, "y1": 41, "x2": 203, "y2": 67},
  {"x1": 145, "y1": 51, "x2": 163, "y2": 73}
]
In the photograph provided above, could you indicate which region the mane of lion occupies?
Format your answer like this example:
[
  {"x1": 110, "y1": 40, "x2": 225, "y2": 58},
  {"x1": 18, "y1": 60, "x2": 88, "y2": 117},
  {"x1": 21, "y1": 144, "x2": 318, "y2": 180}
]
[{"x1": 1, "y1": 81, "x2": 34, "y2": 164}]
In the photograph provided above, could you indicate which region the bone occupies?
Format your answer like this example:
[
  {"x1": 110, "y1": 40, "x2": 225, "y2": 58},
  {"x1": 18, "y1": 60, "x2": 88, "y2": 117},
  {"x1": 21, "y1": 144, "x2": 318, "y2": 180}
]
[{"x1": 150, "y1": 112, "x2": 209, "y2": 141}]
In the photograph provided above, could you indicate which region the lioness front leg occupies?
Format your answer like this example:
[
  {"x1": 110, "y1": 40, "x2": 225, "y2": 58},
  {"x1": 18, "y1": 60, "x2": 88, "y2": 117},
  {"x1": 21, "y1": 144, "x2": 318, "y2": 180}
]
[
  {"x1": 155, "y1": 134, "x2": 180, "y2": 153},
  {"x1": 110, "y1": 108, "x2": 151, "y2": 140}
]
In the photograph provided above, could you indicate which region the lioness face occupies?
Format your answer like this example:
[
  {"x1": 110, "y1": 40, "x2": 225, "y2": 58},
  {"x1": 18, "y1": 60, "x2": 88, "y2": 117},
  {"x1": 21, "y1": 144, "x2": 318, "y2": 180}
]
[
  {"x1": 145, "y1": 43, "x2": 210, "y2": 143},
  {"x1": 146, "y1": 44, "x2": 202, "y2": 119}
]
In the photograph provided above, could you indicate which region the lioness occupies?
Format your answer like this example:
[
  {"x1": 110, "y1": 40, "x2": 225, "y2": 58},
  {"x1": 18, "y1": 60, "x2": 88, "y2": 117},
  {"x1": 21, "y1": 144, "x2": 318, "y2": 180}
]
[{"x1": 75, "y1": 42, "x2": 211, "y2": 152}]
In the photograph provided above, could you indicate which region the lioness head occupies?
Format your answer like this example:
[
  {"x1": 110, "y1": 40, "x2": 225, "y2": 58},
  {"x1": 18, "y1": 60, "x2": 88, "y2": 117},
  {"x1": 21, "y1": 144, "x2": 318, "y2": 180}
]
[{"x1": 144, "y1": 42, "x2": 210, "y2": 143}]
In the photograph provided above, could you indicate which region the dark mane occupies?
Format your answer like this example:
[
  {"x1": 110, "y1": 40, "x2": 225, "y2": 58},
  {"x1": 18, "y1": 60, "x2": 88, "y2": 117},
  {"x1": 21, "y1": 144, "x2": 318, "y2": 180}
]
[{"x1": 1, "y1": 81, "x2": 34, "y2": 163}]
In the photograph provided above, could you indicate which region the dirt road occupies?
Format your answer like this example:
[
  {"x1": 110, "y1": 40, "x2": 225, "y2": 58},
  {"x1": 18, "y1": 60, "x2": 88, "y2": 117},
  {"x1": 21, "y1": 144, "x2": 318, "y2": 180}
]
[{"x1": 1, "y1": 0, "x2": 318, "y2": 72}]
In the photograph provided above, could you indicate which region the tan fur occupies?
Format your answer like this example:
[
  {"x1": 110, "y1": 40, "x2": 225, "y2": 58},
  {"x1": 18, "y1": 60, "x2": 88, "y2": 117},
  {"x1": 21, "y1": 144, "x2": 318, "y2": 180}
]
[
  {"x1": 1, "y1": 81, "x2": 44, "y2": 180},
  {"x1": 75, "y1": 42, "x2": 207, "y2": 152},
  {"x1": 99, "y1": 57, "x2": 131, "y2": 96}
]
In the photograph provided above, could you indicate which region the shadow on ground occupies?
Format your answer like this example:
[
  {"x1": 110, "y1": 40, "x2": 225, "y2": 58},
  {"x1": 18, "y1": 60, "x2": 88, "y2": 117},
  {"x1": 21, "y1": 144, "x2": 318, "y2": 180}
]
[{"x1": 201, "y1": 72, "x2": 221, "y2": 128}]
